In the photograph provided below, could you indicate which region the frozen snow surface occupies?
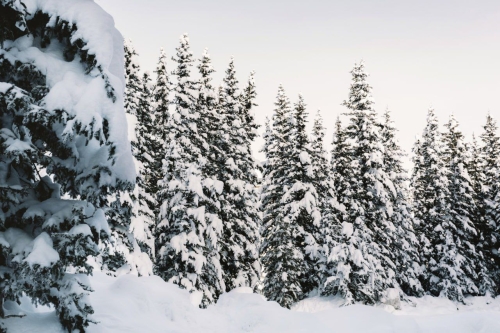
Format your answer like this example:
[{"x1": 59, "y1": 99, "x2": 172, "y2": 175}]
[{"x1": 4, "y1": 272, "x2": 500, "y2": 333}]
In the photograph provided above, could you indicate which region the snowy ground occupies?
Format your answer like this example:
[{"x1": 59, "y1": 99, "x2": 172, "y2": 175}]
[{"x1": 4, "y1": 273, "x2": 500, "y2": 333}]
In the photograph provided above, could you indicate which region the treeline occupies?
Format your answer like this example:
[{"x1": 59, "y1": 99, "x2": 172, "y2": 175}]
[{"x1": 127, "y1": 35, "x2": 500, "y2": 309}]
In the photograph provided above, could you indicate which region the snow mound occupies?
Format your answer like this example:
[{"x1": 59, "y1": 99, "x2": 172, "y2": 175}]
[{"x1": 4, "y1": 273, "x2": 500, "y2": 333}]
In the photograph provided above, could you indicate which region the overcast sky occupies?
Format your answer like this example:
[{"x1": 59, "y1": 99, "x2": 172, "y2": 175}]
[{"x1": 96, "y1": 0, "x2": 500, "y2": 165}]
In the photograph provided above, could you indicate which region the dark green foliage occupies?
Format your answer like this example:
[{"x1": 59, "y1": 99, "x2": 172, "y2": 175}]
[
  {"x1": 218, "y1": 59, "x2": 261, "y2": 292},
  {"x1": 0, "y1": 2, "x2": 131, "y2": 332}
]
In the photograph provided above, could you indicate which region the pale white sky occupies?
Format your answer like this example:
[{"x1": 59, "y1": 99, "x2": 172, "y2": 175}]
[{"x1": 96, "y1": 0, "x2": 500, "y2": 165}]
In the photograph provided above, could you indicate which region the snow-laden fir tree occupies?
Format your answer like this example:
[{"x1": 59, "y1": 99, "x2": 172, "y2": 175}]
[
  {"x1": 380, "y1": 109, "x2": 423, "y2": 297},
  {"x1": 103, "y1": 40, "x2": 155, "y2": 277},
  {"x1": 411, "y1": 109, "x2": 448, "y2": 296},
  {"x1": 323, "y1": 62, "x2": 399, "y2": 305},
  {"x1": 121, "y1": 71, "x2": 156, "y2": 273},
  {"x1": 151, "y1": 47, "x2": 172, "y2": 196},
  {"x1": 329, "y1": 117, "x2": 352, "y2": 222},
  {"x1": 322, "y1": 117, "x2": 352, "y2": 299},
  {"x1": 240, "y1": 71, "x2": 259, "y2": 145},
  {"x1": 0, "y1": 0, "x2": 135, "y2": 330},
  {"x1": 124, "y1": 39, "x2": 142, "y2": 117},
  {"x1": 130, "y1": 72, "x2": 156, "y2": 259},
  {"x1": 309, "y1": 110, "x2": 339, "y2": 285},
  {"x1": 261, "y1": 85, "x2": 305, "y2": 308},
  {"x1": 478, "y1": 114, "x2": 500, "y2": 289},
  {"x1": 310, "y1": 111, "x2": 335, "y2": 220},
  {"x1": 103, "y1": 73, "x2": 155, "y2": 276},
  {"x1": 261, "y1": 116, "x2": 273, "y2": 176},
  {"x1": 196, "y1": 48, "x2": 222, "y2": 174},
  {"x1": 155, "y1": 34, "x2": 224, "y2": 308},
  {"x1": 433, "y1": 114, "x2": 489, "y2": 300},
  {"x1": 282, "y1": 95, "x2": 323, "y2": 293},
  {"x1": 218, "y1": 58, "x2": 261, "y2": 292},
  {"x1": 467, "y1": 134, "x2": 486, "y2": 233}
]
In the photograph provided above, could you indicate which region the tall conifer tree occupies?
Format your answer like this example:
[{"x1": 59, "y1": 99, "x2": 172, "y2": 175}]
[
  {"x1": 411, "y1": 109, "x2": 448, "y2": 295},
  {"x1": 380, "y1": 109, "x2": 423, "y2": 296},
  {"x1": 129, "y1": 72, "x2": 156, "y2": 264},
  {"x1": 155, "y1": 34, "x2": 224, "y2": 307},
  {"x1": 479, "y1": 114, "x2": 500, "y2": 289},
  {"x1": 0, "y1": 2, "x2": 135, "y2": 330},
  {"x1": 310, "y1": 110, "x2": 338, "y2": 285},
  {"x1": 261, "y1": 85, "x2": 304, "y2": 308},
  {"x1": 218, "y1": 58, "x2": 261, "y2": 292},
  {"x1": 124, "y1": 39, "x2": 141, "y2": 117},
  {"x1": 434, "y1": 115, "x2": 488, "y2": 300},
  {"x1": 323, "y1": 62, "x2": 399, "y2": 305},
  {"x1": 152, "y1": 47, "x2": 172, "y2": 196}
]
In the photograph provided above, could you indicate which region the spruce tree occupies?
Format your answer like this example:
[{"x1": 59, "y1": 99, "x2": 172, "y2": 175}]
[
  {"x1": 311, "y1": 111, "x2": 336, "y2": 219},
  {"x1": 127, "y1": 72, "x2": 156, "y2": 269},
  {"x1": 240, "y1": 71, "x2": 259, "y2": 144},
  {"x1": 411, "y1": 109, "x2": 448, "y2": 296},
  {"x1": 322, "y1": 117, "x2": 354, "y2": 301},
  {"x1": 467, "y1": 135, "x2": 496, "y2": 296},
  {"x1": 124, "y1": 39, "x2": 142, "y2": 117},
  {"x1": 261, "y1": 85, "x2": 304, "y2": 308},
  {"x1": 284, "y1": 95, "x2": 323, "y2": 293},
  {"x1": 329, "y1": 117, "x2": 352, "y2": 221},
  {"x1": 323, "y1": 62, "x2": 399, "y2": 305},
  {"x1": 380, "y1": 109, "x2": 423, "y2": 297},
  {"x1": 434, "y1": 115, "x2": 487, "y2": 299},
  {"x1": 196, "y1": 48, "x2": 222, "y2": 173},
  {"x1": 218, "y1": 58, "x2": 261, "y2": 292},
  {"x1": 108, "y1": 40, "x2": 155, "y2": 276},
  {"x1": 479, "y1": 114, "x2": 500, "y2": 289},
  {"x1": 151, "y1": 47, "x2": 172, "y2": 196},
  {"x1": 261, "y1": 116, "x2": 273, "y2": 176},
  {"x1": 155, "y1": 34, "x2": 224, "y2": 308},
  {"x1": 310, "y1": 110, "x2": 338, "y2": 285},
  {"x1": 0, "y1": 1, "x2": 135, "y2": 330},
  {"x1": 412, "y1": 110, "x2": 478, "y2": 301}
]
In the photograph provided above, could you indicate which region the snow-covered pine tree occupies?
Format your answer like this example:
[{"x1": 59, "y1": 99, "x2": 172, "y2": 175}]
[
  {"x1": 155, "y1": 34, "x2": 224, "y2": 308},
  {"x1": 261, "y1": 85, "x2": 305, "y2": 308},
  {"x1": 102, "y1": 41, "x2": 155, "y2": 277},
  {"x1": 435, "y1": 114, "x2": 489, "y2": 300},
  {"x1": 124, "y1": 39, "x2": 141, "y2": 117},
  {"x1": 479, "y1": 114, "x2": 500, "y2": 290},
  {"x1": 329, "y1": 117, "x2": 352, "y2": 223},
  {"x1": 125, "y1": 71, "x2": 156, "y2": 272},
  {"x1": 321, "y1": 117, "x2": 353, "y2": 300},
  {"x1": 380, "y1": 109, "x2": 423, "y2": 297},
  {"x1": 309, "y1": 110, "x2": 338, "y2": 286},
  {"x1": 197, "y1": 48, "x2": 223, "y2": 180},
  {"x1": 310, "y1": 111, "x2": 334, "y2": 217},
  {"x1": 240, "y1": 71, "x2": 259, "y2": 145},
  {"x1": 466, "y1": 134, "x2": 496, "y2": 295},
  {"x1": 467, "y1": 134, "x2": 486, "y2": 232},
  {"x1": 411, "y1": 109, "x2": 448, "y2": 296},
  {"x1": 0, "y1": 0, "x2": 135, "y2": 330},
  {"x1": 261, "y1": 116, "x2": 273, "y2": 177},
  {"x1": 218, "y1": 58, "x2": 261, "y2": 292},
  {"x1": 323, "y1": 62, "x2": 399, "y2": 305},
  {"x1": 281, "y1": 95, "x2": 323, "y2": 293},
  {"x1": 151, "y1": 47, "x2": 172, "y2": 196}
]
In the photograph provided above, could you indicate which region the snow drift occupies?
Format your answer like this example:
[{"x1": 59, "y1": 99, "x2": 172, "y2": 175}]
[{"x1": 4, "y1": 273, "x2": 500, "y2": 333}]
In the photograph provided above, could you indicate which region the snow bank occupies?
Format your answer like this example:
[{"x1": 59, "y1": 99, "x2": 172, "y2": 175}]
[{"x1": 4, "y1": 273, "x2": 500, "y2": 333}]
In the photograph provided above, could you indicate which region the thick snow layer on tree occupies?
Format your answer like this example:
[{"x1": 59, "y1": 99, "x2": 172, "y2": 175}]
[
  {"x1": 23, "y1": 0, "x2": 124, "y2": 79},
  {"x1": 4, "y1": 273, "x2": 500, "y2": 333},
  {"x1": 4, "y1": 0, "x2": 135, "y2": 183},
  {"x1": 23, "y1": 232, "x2": 59, "y2": 267}
]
